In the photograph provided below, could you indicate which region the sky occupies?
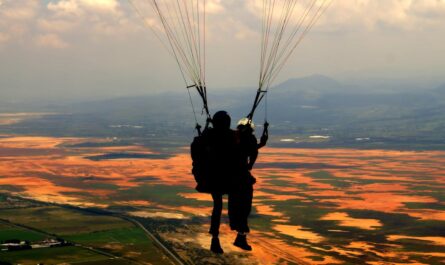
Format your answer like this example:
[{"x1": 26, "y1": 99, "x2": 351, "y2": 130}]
[{"x1": 1, "y1": 0, "x2": 445, "y2": 101}]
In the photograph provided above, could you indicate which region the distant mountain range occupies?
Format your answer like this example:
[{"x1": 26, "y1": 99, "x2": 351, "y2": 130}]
[
  {"x1": 266, "y1": 75, "x2": 445, "y2": 141},
  {"x1": 1, "y1": 75, "x2": 444, "y2": 149}
]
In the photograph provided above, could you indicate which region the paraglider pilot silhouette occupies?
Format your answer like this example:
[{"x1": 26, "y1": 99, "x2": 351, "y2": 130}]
[{"x1": 191, "y1": 111, "x2": 268, "y2": 253}]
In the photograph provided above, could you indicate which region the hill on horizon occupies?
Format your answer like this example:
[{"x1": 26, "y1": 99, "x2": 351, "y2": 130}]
[{"x1": 1, "y1": 75, "x2": 444, "y2": 149}]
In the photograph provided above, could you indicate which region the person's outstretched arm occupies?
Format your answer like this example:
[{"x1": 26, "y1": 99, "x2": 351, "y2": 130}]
[{"x1": 258, "y1": 122, "x2": 269, "y2": 149}]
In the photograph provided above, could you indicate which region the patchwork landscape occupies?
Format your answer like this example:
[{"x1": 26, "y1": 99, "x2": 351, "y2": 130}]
[
  {"x1": 0, "y1": 132, "x2": 444, "y2": 264},
  {"x1": 2, "y1": 0, "x2": 445, "y2": 263}
]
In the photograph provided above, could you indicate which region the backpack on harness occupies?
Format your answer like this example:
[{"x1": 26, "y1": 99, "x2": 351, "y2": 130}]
[{"x1": 190, "y1": 134, "x2": 211, "y2": 193}]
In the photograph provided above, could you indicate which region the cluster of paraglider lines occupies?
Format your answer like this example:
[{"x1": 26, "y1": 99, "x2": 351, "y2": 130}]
[
  {"x1": 250, "y1": 0, "x2": 332, "y2": 120},
  {"x1": 128, "y1": 0, "x2": 333, "y2": 134}
]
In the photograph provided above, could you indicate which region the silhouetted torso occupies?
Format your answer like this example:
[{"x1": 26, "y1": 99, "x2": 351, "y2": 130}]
[
  {"x1": 198, "y1": 127, "x2": 239, "y2": 194},
  {"x1": 236, "y1": 129, "x2": 258, "y2": 185}
]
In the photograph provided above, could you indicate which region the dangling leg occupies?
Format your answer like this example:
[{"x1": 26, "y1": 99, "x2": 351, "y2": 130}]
[
  {"x1": 228, "y1": 189, "x2": 240, "y2": 232},
  {"x1": 233, "y1": 185, "x2": 253, "y2": 251},
  {"x1": 210, "y1": 193, "x2": 224, "y2": 254}
]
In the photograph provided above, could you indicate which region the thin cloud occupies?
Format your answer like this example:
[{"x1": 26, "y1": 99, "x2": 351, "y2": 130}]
[
  {"x1": 0, "y1": 0, "x2": 38, "y2": 20},
  {"x1": 47, "y1": 0, "x2": 120, "y2": 16},
  {"x1": 35, "y1": 33, "x2": 69, "y2": 49},
  {"x1": 206, "y1": 0, "x2": 225, "y2": 14},
  {"x1": 245, "y1": 0, "x2": 445, "y2": 32},
  {"x1": 47, "y1": 0, "x2": 83, "y2": 17},
  {"x1": 0, "y1": 32, "x2": 10, "y2": 44},
  {"x1": 323, "y1": 0, "x2": 445, "y2": 31},
  {"x1": 0, "y1": 1, "x2": 38, "y2": 45},
  {"x1": 0, "y1": 0, "x2": 445, "y2": 98},
  {"x1": 37, "y1": 18, "x2": 76, "y2": 32}
]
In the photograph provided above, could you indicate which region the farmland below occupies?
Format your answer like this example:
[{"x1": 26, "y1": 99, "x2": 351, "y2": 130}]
[{"x1": 0, "y1": 135, "x2": 444, "y2": 264}]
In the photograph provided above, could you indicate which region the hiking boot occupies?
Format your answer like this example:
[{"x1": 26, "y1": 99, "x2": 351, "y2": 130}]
[
  {"x1": 233, "y1": 234, "x2": 252, "y2": 251},
  {"x1": 210, "y1": 237, "x2": 224, "y2": 254}
]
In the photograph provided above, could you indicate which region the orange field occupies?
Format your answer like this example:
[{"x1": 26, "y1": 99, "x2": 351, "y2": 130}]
[{"x1": 0, "y1": 135, "x2": 444, "y2": 264}]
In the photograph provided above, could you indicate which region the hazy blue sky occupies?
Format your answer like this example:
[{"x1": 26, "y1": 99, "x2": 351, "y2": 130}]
[{"x1": 1, "y1": 0, "x2": 445, "y2": 101}]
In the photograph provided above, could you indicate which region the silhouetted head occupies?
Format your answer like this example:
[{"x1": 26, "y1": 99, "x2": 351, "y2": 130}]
[{"x1": 212, "y1": 111, "x2": 231, "y2": 130}]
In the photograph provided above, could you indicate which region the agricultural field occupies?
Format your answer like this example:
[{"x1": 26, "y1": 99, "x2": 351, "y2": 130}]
[
  {"x1": 0, "y1": 206, "x2": 132, "y2": 235},
  {"x1": 0, "y1": 245, "x2": 115, "y2": 265},
  {"x1": 0, "y1": 222, "x2": 46, "y2": 243},
  {"x1": 0, "y1": 195, "x2": 173, "y2": 265},
  {"x1": 0, "y1": 135, "x2": 444, "y2": 264}
]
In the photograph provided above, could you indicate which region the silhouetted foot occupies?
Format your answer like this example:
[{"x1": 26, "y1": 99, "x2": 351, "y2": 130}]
[
  {"x1": 234, "y1": 234, "x2": 252, "y2": 251},
  {"x1": 211, "y1": 237, "x2": 224, "y2": 254}
]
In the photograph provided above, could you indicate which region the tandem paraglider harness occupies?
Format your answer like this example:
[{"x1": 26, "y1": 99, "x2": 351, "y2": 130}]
[{"x1": 190, "y1": 119, "x2": 269, "y2": 194}]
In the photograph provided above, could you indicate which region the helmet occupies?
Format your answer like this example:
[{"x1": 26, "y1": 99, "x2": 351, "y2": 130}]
[{"x1": 237, "y1": 118, "x2": 254, "y2": 130}]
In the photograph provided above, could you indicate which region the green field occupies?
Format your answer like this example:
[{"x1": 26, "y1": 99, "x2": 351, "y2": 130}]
[
  {"x1": 0, "y1": 202, "x2": 173, "y2": 265},
  {"x1": 66, "y1": 227, "x2": 172, "y2": 264},
  {"x1": 0, "y1": 222, "x2": 47, "y2": 242},
  {"x1": 0, "y1": 206, "x2": 132, "y2": 235},
  {"x1": 0, "y1": 246, "x2": 114, "y2": 265}
]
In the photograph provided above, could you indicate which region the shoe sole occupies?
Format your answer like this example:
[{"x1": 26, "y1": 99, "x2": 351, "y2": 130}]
[{"x1": 233, "y1": 243, "x2": 252, "y2": 251}]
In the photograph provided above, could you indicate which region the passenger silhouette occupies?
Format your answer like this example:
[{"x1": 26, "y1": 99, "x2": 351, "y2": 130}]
[{"x1": 229, "y1": 118, "x2": 268, "y2": 251}]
